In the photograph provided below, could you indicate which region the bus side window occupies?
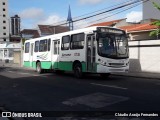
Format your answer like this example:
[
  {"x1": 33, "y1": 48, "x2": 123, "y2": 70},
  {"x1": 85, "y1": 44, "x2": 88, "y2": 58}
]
[
  {"x1": 70, "y1": 33, "x2": 84, "y2": 49},
  {"x1": 58, "y1": 41, "x2": 60, "y2": 54},
  {"x1": 48, "y1": 39, "x2": 51, "y2": 51},
  {"x1": 25, "y1": 42, "x2": 30, "y2": 53},
  {"x1": 54, "y1": 41, "x2": 58, "y2": 55},
  {"x1": 61, "y1": 35, "x2": 70, "y2": 50},
  {"x1": 35, "y1": 41, "x2": 39, "y2": 52},
  {"x1": 39, "y1": 39, "x2": 47, "y2": 52}
]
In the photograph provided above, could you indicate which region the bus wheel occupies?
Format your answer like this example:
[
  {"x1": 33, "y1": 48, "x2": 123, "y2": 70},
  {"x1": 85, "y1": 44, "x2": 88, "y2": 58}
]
[
  {"x1": 74, "y1": 63, "x2": 83, "y2": 78},
  {"x1": 100, "y1": 73, "x2": 110, "y2": 78},
  {"x1": 36, "y1": 62, "x2": 43, "y2": 74}
]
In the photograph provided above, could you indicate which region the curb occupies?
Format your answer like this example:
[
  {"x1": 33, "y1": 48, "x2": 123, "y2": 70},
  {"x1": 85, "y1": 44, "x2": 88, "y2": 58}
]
[{"x1": 112, "y1": 73, "x2": 160, "y2": 80}]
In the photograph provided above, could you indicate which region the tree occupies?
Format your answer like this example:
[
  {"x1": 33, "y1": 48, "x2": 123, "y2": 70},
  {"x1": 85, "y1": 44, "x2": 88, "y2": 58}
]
[{"x1": 149, "y1": 2, "x2": 160, "y2": 37}]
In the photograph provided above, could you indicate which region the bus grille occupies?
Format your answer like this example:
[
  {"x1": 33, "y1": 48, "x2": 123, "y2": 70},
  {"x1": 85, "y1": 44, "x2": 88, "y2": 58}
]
[
  {"x1": 109, "y1": 69, "x2": 124, "y2": 72},
  {"x1": 109, "y1": 63, "x2": 125, "y2": 67}
]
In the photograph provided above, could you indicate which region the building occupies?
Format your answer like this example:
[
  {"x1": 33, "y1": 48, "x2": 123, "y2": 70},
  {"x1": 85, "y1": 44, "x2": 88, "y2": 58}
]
[
  {"x1": 38, "y1": 25, "x2": 69, "y2": 36},
  {"x1": 0, "y1": 0, "x2": 10, "y2": 42},
  {"x1": 89, "y1": 18, "x2": 138, "y2": 28},
  {"x1": 120, "y1": 22, "x2": 158, "y2": 40},
  {"x1": 21, "y1": 25, "x2": 69, "y2": 40},
  {"x1": 11, "y1": 15, "x2": 21, "y2": 36},
  {"x1": 10, "y1": 15, "x2": 21, "y2": 42},
  {"x1": 21, "y1": 29, "x2": 40, "y2": 40},
  {"x1": 89, "y1": 18, "x2": 159, "y2": 40},
  {"x1": 143, "y1": 0, "x2": 160, "y2": 20},
  {"x1": 0, "y1": 42, "x2": 21, "y2": 62}
]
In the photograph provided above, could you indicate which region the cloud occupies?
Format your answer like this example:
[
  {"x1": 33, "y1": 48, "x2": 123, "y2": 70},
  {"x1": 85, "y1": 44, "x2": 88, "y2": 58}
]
[
  {"x1": 37, "y1": 15, "x2": 63, "y2": 25},
  {"x1": 126, "y1": 11, "x2": 142, "y2": 22},
  {"x1": 19, "y1": 8, "x2": 44, "y2": 19},
  {"x1": 79, "y1": 0, "x2": 104, "y2": 5},
  {"x1": 19, "y1": 7, "x2": 64, "y2": 29}
]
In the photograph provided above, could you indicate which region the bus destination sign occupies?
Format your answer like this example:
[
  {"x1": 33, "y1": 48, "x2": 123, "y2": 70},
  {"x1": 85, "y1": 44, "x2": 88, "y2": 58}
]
[{"x1": 98, "y1": 28, "x2": 123, "y2": 34}]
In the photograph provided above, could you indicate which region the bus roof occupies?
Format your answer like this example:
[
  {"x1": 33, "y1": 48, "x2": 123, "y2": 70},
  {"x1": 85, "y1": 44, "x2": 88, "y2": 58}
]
[{"x1": 24, "y1": 26, "x2": 124, "y2": 43}]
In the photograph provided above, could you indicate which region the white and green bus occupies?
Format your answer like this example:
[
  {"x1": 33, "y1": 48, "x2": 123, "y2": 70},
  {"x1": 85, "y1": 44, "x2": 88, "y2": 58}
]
[{"x1": 23, "y1": 26, "x2": 129, "y2": 78}]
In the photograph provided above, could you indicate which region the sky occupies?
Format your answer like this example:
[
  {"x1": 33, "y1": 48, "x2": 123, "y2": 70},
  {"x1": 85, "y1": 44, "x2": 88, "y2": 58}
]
[{"x1": 8, "y1": 0, "x2": 142, "y2": 29}]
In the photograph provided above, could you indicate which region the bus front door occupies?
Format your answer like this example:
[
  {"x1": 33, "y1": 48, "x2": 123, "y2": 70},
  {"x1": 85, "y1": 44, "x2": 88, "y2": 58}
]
[
  {"x1": 52, "y1": 40, "x2": 60, "y2": 69},
  {"x1": 30, "y1": 43, "x2": 34, "y2": 67},
  {"x1": 87, "y1": 35, "x2": 96, "y2": 72}
]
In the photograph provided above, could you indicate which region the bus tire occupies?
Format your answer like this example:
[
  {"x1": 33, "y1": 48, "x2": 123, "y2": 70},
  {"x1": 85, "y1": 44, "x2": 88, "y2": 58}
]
[
  {"x1": 36, "y1": 62, "x2": 43, "y2": 74},
  {"x1": 74, "y1": 63, "x2": 83, "y2": 78},
  {"x1": 100, "y1": 73, "x2": 110, "y2": 78}
]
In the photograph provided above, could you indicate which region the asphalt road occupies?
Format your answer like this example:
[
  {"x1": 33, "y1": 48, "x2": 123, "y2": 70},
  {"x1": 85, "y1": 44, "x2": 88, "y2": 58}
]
[{"x1": 0, "y1": 67, "x2": 160, "y2": 120}]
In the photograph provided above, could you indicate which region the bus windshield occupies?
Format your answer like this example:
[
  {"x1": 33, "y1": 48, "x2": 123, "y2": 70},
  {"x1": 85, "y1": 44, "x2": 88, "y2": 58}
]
[{"x1": 97, "y1": 33, "x2": 129, "y2": 59}]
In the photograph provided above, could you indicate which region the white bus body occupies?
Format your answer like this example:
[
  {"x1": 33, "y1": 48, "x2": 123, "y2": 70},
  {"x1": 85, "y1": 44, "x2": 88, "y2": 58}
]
[{"x1": 23, "y1": 26, "x2": 129, "y2": 78}]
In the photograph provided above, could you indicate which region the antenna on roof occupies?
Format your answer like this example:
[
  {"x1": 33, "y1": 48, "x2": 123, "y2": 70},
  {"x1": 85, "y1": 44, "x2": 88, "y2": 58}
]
[{"x1": 67, "y1": 5, "x2": 73, "y2": 31}]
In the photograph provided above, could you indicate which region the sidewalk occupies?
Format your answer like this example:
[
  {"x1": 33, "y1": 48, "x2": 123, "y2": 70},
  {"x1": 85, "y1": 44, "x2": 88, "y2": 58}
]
[
  {"x1": 1, "y1": 62, "x2": 160, "y2": 80},
  {"x1": 113, "y1": 72, "x2": 160, "y2": 80}
]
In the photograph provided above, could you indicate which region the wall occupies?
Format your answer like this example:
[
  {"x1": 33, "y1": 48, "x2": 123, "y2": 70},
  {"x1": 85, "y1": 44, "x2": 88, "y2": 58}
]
[
  {"x1": 143, "y1": 0, "x2": 160, "y2": 20},
  {"x1": 129, "y1": 39, "x2": 160, "y2": 73},
  {"x1": 13, "y1": 51, "x2": 21, "y2": 64}
]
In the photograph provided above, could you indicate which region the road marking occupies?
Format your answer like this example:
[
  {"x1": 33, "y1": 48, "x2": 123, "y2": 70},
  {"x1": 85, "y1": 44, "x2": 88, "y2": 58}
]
[
  {"x1": 8, "y1": 71, "x2": 51, "y2": 77},
  {"x1": 91, "y1": 83, "x2": 128, "y2": 90},
  {"x1": 63, "y1": 92, "x2": 129, "y2": 108},
  {"x1": 8, "y1": 71, "x2": 14, "y2": 73},
  {"x1": 18, "y1": 73, "x2": 31, "y2": 75}
]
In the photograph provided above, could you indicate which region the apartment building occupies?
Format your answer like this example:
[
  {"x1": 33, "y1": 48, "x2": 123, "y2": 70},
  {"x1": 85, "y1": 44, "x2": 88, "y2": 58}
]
[{"x1": 0, "y1": 0, "x2": 9, "y2": 42}]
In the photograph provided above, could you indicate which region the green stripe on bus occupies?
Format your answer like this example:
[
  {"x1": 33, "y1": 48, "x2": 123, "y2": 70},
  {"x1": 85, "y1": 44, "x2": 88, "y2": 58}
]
[
  {"x1": 23, "y1": 61, "x2": 30, "y2": 67},
  {"x1": 52, "y1": 61, "x2": 87, "y2": 72},
  {"x1": 24, "y1": 61, "x2": 87, "y2": 72},
  {"x1": 41, "y1": 61, "x2": 52, "y2": 69}
]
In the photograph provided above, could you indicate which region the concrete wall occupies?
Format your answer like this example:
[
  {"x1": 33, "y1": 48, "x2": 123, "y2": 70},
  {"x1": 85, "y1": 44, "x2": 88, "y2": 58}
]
[
  {"x1": 13, "y1": 51, "x2": 21, "y2": 64},
  {"x1": 143, "y1": 0, "x2": 160, "y2": 20},
  {"x1": 129, "y1": 39, "x2": 160, "y2": 73}
]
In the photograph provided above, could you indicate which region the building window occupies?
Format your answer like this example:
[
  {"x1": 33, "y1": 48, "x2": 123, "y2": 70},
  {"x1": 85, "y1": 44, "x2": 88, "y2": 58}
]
[
  {"x1": 70, "y1": 33, "x2": 85, "y2": 49},
  {"x1": 61, "y1": 35, "x2": 70, "y2": 50},
  {"x1": 3, "y1": 2, "x2": 5, "y2": 5},
  {"x1": 3, "y1": 27, "x2": 6, "y2": 29},
  {"x1": 39, "y1": 39, "x2": 47, "y2": 52},
  {"x1": 3, "y1": 14, "x2": 6, "y2": 17},
  {"x1": 3, "y1": 8, "x2": 5, "y2": 11},
  {"x1": 25, "y1": 42, "x2": 30, "y2": 53},
  {"x1": 3, "y1": 20, "x2": 6, "y2": 23},
  {"x1": 3, "y1": 39, "x2": 6, "y2": 41},
  {"x1": 3, "y1": 33, "x2": 6, "y2": 35}
]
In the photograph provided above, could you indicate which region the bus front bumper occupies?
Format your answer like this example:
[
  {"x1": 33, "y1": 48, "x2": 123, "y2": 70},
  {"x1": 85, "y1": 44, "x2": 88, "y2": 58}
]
[{"x1": 97, "y1": 64, "x2": 129, "y2": 73}]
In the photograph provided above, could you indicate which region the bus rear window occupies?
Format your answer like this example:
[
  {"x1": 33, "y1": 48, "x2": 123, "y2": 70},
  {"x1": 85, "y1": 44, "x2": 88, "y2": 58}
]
[
  {"x1": 25, "y1": 42, "x2": 30, "y2": 53},
  {"x1": 70, "y1": 33, "x2": 84, "y2": 49}
]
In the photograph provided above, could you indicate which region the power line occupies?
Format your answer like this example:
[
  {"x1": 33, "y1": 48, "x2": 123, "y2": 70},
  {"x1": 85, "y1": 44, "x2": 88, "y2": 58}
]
[
  {"x1": 75, "y1": 1, "x2": 145, "y2": 28},
  {"x1": 55, "y1": 0, "x2": 148, "y2": 27},
  {"x1": 54, "y1": 0, "x2": 140, "y2": 25}
]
